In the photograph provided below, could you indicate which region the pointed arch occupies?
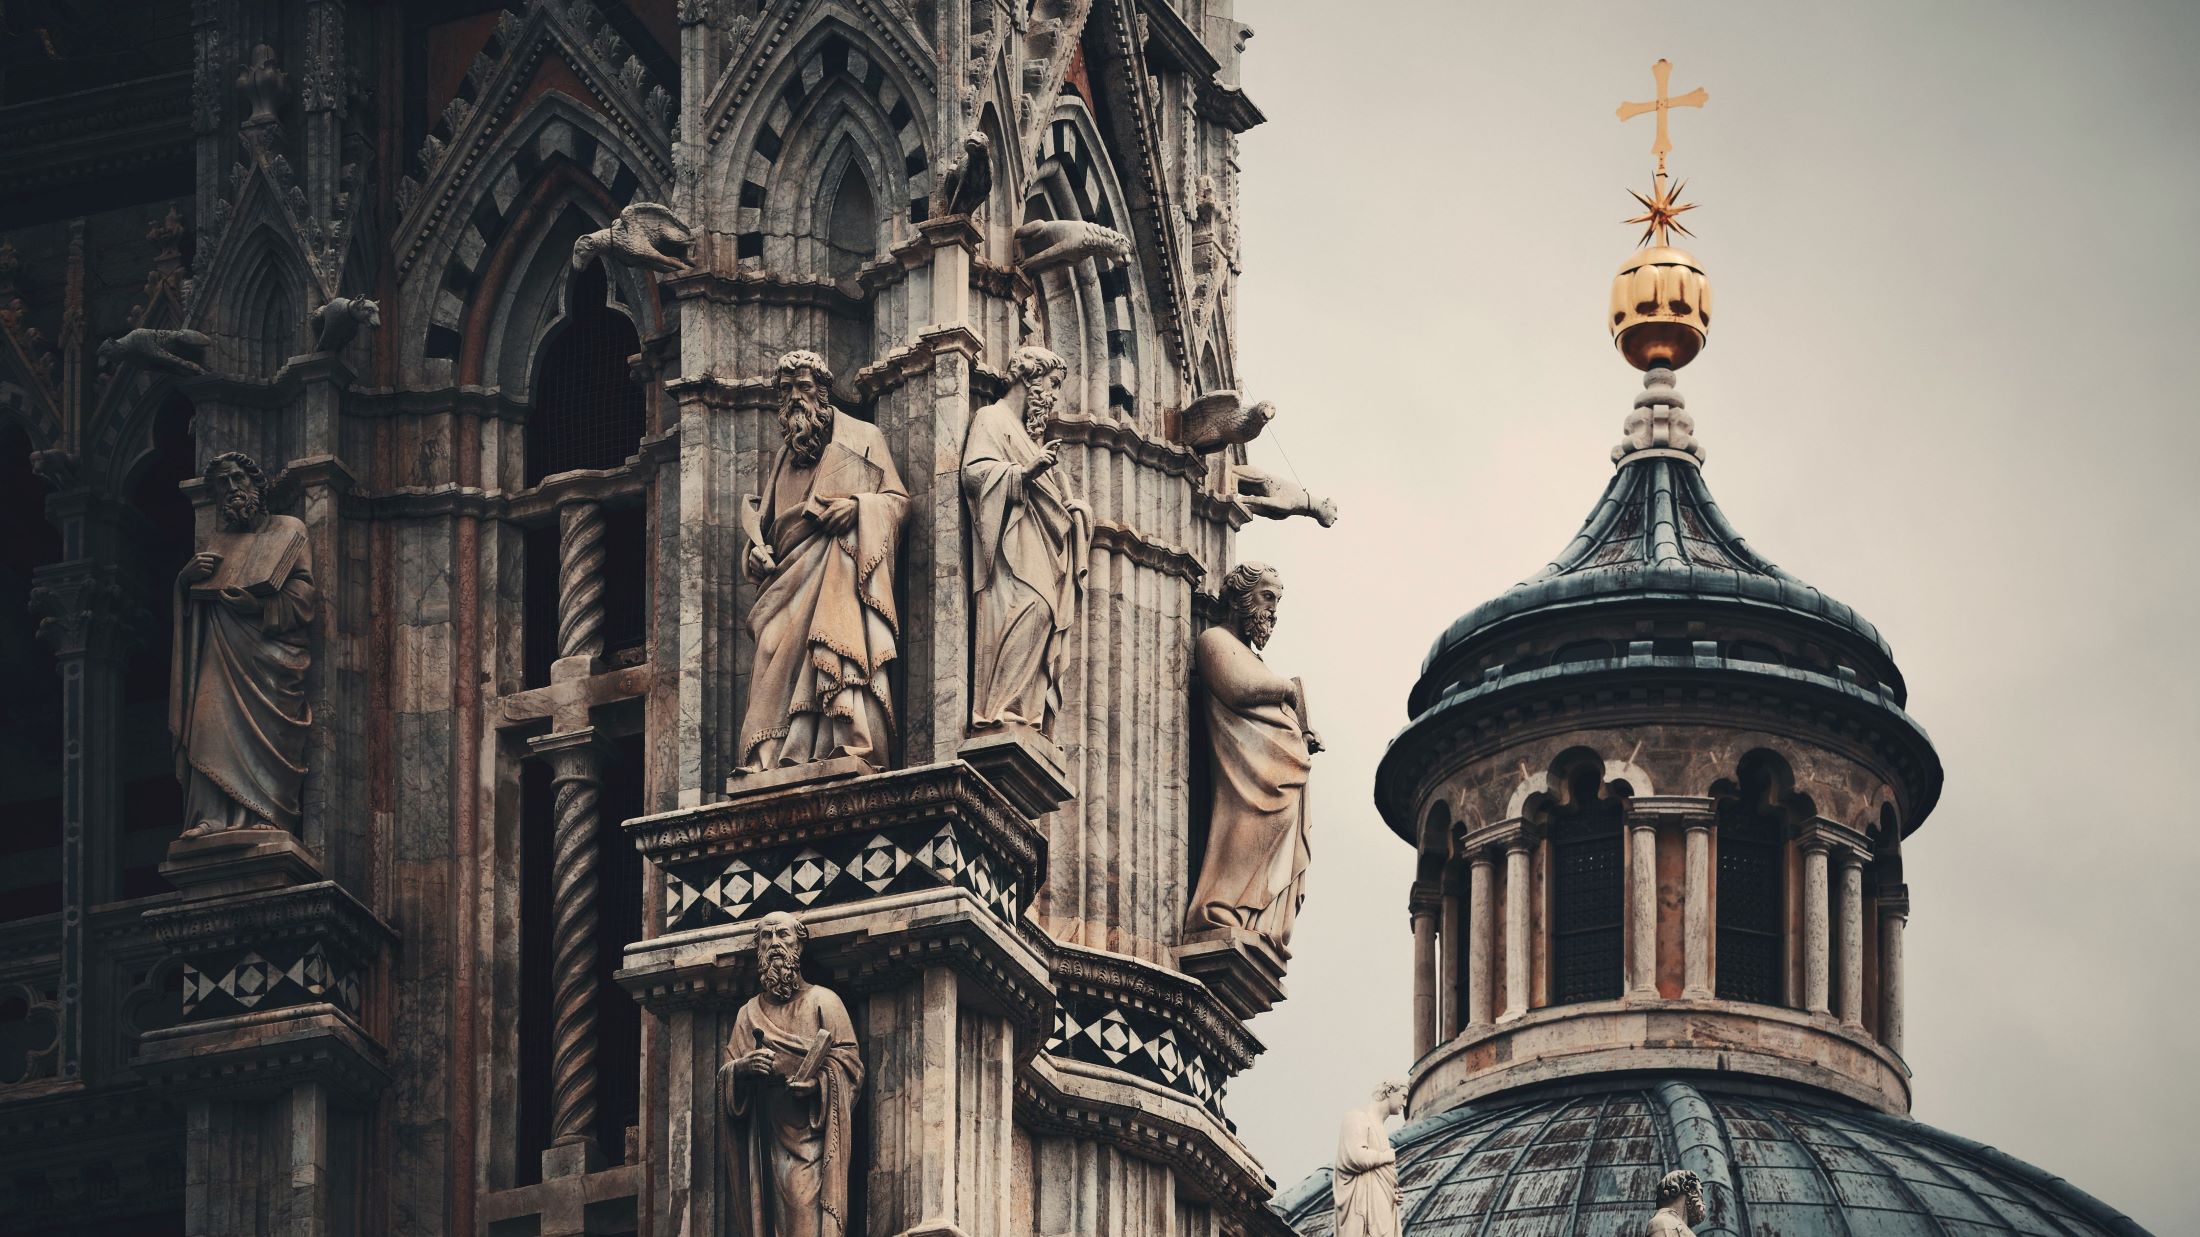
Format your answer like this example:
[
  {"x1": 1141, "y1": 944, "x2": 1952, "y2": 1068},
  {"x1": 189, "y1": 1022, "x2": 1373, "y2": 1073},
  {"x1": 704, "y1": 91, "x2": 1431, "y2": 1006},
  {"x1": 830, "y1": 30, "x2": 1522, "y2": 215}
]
[
  {"x1": 715, "y1": 20, "x2": 935, "y2": 267},
  {"x1": 399, "y1": 92, "x2": 669, "y2": 382},
  {"x1": 1026, "y1": 96, "x2": 1149, "y2": 426},
  {"x1": 226, "y1": 232, "x2": 310, "y2": 378}
]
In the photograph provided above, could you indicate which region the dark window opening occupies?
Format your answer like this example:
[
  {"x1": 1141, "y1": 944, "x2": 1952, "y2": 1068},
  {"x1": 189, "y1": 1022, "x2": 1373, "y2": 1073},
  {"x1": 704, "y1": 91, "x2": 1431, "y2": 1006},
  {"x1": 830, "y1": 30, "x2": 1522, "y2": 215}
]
[
  {"x1": 1716, "y1": 768, "x2": 1789, "y2": 1004},
  {"x1": 1549, "y1": 789, "x2": 1625, "y2": 1006},
  {"x1": 527, "y1": 261, "x2": 644, "y2": 486}
]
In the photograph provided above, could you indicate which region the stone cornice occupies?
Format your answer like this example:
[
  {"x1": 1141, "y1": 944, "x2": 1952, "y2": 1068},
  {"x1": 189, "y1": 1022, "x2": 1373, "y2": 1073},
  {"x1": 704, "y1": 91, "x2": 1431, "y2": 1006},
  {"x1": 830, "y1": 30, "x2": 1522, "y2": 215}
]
[
  {"x1": 664, "y1": 267, "x2": 866, "y2": 317},
  {"x1": 1087, "y1": 520, "x2": 1207, "y2": 585},
  {"x1": 851, "y1": 326, "x2": 984, "y2": 403},
  {"x1": 144, "y1": 880, "x2": 397, "y2": 964},
  {"x1": 1048, "y1": 413, "x2": 1209, "y2": 481},
  {"x1": 135, "y1": 1008, "x2": 389, "y2": 1103},
  {"x1": 1046, "y1": 941, "x2": 1262, "y2": 1076}
]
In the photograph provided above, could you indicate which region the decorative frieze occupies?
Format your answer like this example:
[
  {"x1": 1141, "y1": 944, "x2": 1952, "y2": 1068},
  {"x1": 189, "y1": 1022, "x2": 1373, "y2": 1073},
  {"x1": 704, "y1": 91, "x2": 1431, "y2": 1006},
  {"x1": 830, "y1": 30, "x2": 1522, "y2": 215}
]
[
  {"x1": 145, "y1": 880, "x2": 393, "y2": 1028},
  {"x1": 1045, "y1": 942, "x2": 1261, "y2": 1123}
]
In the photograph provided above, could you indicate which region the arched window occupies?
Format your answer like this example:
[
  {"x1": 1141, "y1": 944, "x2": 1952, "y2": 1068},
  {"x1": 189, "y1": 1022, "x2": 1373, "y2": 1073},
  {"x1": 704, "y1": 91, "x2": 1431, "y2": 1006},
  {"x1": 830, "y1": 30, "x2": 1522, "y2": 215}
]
[
  {"x1": 525, "y1": 260, "x2": 644, "y2": 486},
  {"x1": 1716, "y1": 752, "x2": 1793, "y2": 1004},
  {"x1": 0, "y1": 423, "x2": 64, "y2": 921},
  {"x1": 820, "y1": 148, "x2": 877, "y2": 381},
  {"x1": 1546, "y1": 759, "x2": 1625, "y2": 1005}
]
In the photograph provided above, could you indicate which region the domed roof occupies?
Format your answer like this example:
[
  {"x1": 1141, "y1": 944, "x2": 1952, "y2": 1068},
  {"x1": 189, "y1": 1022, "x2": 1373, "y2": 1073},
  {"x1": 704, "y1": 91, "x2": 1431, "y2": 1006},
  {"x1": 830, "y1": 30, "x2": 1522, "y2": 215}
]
[
  {"x1": 1272, "y1": 1081, "x2": 2148, "y2": 1237},
  {"x1": 1417, "y1": 451, "x2": 1897, "y2": 703}
]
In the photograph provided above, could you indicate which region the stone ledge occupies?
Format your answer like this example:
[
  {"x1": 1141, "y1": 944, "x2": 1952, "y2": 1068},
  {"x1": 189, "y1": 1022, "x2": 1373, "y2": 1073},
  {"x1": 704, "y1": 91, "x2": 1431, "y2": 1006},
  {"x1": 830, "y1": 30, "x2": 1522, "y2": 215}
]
[
  {"x1": 1407, "y1": 998, "x2": 1910, "y2": 1119},
  {"x1": 1017, "y1": 1054, "x2": 1289, "y2": 1233},
  {"x1": 159, "y1": 827, "x2": 325, "y2": 899},
  {"x1": 136, "y1": 1007, "x2": 388, "y2": 1103},
  {"x1": 618, "y1": 885, "x2": 1055, "y2": 1041},
  {"x1": 144, "y1": 880, "x2": 395, "y2": 1025},
  {"x1": 956, "y1": 727, "x2": 1075, "y2": 817},
  {"x1": 628, "y1": 760, "x2": 1047, "y2": 937},
  {"x1": 1173, "y1": 926, "x2": 1288, "y2": 1020},
  {"x1": 1045, "y1": 941, "x2": 1264, "y2": 1121}
]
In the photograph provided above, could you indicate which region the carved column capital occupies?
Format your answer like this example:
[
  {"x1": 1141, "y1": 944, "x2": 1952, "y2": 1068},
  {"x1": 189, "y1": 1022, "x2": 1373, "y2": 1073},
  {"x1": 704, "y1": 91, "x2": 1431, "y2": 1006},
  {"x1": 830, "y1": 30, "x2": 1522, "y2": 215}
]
[{"x1": 28, "y1": 565, "x2": 141, "y2": 662}]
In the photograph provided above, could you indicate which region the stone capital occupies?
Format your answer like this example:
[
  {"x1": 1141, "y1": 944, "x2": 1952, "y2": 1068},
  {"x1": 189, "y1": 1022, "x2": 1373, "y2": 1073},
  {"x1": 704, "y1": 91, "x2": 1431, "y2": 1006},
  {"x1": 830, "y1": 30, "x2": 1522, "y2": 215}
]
[
  {"x1": 1626, "y1": 794, "x2": 1719, "y2": 827},
  {"x1": 1458, "y1": 815, "x2": 1540, "y2": 861},
  {"x1": 1793, "y1": 815, "x2": 1872, "y2": 861},
  {"x1": 28, "y1": 564, "x2": 140, "y2": 661}
]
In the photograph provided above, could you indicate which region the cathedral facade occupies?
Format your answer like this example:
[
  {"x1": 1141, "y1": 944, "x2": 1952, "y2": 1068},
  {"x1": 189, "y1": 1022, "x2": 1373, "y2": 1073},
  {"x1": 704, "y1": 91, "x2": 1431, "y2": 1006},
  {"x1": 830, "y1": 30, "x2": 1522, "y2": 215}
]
[{"x1": 0, "y1": 3, "x2": 1308, "y2": 1235}]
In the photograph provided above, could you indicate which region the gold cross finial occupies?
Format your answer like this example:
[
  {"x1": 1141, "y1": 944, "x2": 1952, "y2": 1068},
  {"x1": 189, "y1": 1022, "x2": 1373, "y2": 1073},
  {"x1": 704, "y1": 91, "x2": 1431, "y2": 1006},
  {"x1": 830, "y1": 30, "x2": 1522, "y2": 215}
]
[{"x1": 1617, "y1": 58, "x2": 1708, "y2": 176}]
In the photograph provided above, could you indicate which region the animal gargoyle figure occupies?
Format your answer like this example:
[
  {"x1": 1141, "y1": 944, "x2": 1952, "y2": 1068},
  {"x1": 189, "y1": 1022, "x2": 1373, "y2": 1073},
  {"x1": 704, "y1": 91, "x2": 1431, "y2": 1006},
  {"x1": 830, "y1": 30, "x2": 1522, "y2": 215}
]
[
  {"x1": 312, "y1": 296, "x2": 380, "y2": 354},
  {"x1": 1232, "y1": 464, "x2": 1339, "y2": 527},
  {"x1": 1015, "y1": 219, "x2": 1133, "y2": 275},
  {"x1": 1179, "y1": 390, "x2": 1275, "y2": 453},
  {"x1": 572, "y1": 202, "x2": 695, "y2": 274},
  {"x1": 97, "y1": 328, "x2": 213, "y2": 376},
  {"x1": 935, "y1": 129, "x2": 994, "y2": 219}
]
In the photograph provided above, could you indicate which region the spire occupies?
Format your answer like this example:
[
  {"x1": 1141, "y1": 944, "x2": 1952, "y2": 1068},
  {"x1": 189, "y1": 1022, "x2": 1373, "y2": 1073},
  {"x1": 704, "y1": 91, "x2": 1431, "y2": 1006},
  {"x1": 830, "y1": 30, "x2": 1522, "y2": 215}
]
[{"x1": 1609, "y1": 60, "x2": 1713, "y2": 376}]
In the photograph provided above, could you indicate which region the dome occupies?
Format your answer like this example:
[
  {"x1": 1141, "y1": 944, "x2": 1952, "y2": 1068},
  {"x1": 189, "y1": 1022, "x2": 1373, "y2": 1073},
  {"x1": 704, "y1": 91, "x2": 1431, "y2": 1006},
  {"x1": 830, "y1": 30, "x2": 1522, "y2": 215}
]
[{"x1": 1273, "y1": 1081, "x2": 2147, "y2": 1237}]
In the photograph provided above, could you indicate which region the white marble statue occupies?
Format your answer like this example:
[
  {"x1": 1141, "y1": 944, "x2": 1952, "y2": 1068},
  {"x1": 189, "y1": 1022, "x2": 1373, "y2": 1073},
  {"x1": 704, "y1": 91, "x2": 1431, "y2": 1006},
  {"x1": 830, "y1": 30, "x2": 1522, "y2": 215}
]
[
  {"x1": 738, "y1": 351, "x2": 910, "y2": 772},
  {"x1": 719, "y1": 912, "x2": 864, "y2": 1237},
  {"x1": 1187, "y1": 561, "x2": 1321, "y2": 949},
  {"x1": 1647, "y1": 1169, "x2": 1706, "y2": 1237},
  {"x1": 172, "y1": 451, "x2": 316, "y2": 839},
  {"x1": 1332, "y1": 1080, "x2": 1406, "y2": 1237},
  {"x1": 961, "y1": 345, "x2": 1088, "y2": 734}
]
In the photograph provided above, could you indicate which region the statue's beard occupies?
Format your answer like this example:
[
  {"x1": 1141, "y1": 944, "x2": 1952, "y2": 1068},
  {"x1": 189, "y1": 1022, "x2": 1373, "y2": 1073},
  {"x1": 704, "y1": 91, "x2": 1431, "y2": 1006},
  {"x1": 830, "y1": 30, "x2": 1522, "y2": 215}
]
[
  {"x1": 1237, "y1": 605, "x2": 1276, "y2": 650},
  {"x1": 779, "y1": 393, "x2": 832, "y2": 468},
  {"x1": 758, "y1": 948, "x2": 802, "y2": 1001},
  {"x1": 1022, "y1": 384, "x2": 1057, "y2": 439},
  {"x1": 1686, "y1": 1198, "x2": 1706, "y2": 1225},
  {"x1": 220, "y1": 489, "x2": 263, "y2": 530}
]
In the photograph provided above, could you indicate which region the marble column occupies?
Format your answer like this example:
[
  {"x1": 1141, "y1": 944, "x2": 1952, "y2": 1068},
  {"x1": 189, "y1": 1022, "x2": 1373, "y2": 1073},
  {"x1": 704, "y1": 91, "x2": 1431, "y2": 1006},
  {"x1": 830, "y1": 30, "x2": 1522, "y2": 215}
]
[
  {"x1": 1801, "y1": 840, "x2": 1831, "y2": 1016},
  {"x1": 1500, "y1": 841, "x2": 1531, "y2": 1021},
  {"x1": 1682, "y1": 818, "x2": 1712, "y2": 998},
  {"x1": 1408, "y1": 890, "x2": 1438, "y2": 1060},
  {"x1": 1438, "y1": 868, "x2": 1464, "y2": 1038},
  {"x1": 1626, "y1": 819, "x2": 1659, "y2": 999},
  {"x1": 1837, "y1": 852, "x2": 1866, "y2": 1028},
  {"x1": 1878, "y1": 887, "x2": 1909, "y2": 1057},
  {"x1": 1467, "y1": 853, "x2": 1496, "y2": 1029}
]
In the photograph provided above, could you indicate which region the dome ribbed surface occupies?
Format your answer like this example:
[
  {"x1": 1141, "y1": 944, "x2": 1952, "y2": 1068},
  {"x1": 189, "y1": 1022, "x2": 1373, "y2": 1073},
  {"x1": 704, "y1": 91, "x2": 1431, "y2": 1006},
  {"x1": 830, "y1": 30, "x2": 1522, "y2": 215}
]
[
  {"x1": 1272, "y1": 1082, "x2": 2147, "y2": 1237},
  {"x1": 1419, "y1": 456, "x2": 1893, "y2": 689}
]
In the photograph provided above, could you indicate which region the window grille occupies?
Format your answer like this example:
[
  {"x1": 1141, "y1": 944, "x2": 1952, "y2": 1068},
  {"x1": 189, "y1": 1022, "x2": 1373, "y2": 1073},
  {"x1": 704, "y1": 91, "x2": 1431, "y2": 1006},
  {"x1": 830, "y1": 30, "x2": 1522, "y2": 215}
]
[
  {"x1": 526, "y1": 262, "x2": 644, "y2": 486},
  {"x1": 1550, "y1": 811, "x2": 1625, "y2": 1005},
  {"x1": 1717, "y1": 827, "x2": 1785, "y2": 1004}
]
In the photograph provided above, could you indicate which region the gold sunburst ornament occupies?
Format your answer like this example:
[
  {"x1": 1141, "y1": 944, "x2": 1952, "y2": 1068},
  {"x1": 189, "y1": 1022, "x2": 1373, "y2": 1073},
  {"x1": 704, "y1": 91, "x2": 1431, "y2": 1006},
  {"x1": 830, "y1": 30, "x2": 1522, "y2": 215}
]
[
  {"x1": 1625, "y1": 176, "x2": 1697, "y2": 248},
  {"x1": 1608, "y1": 58, "x2": 1714, "y2": 371}
]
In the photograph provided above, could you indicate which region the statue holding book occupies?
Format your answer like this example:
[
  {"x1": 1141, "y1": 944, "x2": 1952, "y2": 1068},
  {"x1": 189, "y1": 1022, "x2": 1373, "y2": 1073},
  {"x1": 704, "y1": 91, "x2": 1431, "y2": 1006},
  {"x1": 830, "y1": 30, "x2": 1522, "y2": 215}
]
[
  {"x1": 718, "y1": 911, "x2": 864, "y2": 1237},
  {"x1": 172, "y1": 451, "x2": 316, "y2": 839}
]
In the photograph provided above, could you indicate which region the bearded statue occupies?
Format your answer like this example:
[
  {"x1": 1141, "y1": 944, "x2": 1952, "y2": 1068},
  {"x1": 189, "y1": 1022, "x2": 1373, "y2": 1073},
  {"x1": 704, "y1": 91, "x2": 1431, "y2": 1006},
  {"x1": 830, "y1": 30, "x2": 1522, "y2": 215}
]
[
  {"x1": 171, "y1": 451, "x2": 316, "y2": 839},
  {"x1": 1647, "y1": 1168, "x2": 1707, "y2": 1236},
  {"x1": 1186, "y1": 562, "x2": 1321, "y2": 951},
  {"x1": 961, "y1": 345, "x2": 1087, "y2": 734},
  {"x1": 718, "y1": 912, "x2": 864, "y2": 1237},
  {"x1": 737, "y1": 351, "x2": 910, "y2": 773}
]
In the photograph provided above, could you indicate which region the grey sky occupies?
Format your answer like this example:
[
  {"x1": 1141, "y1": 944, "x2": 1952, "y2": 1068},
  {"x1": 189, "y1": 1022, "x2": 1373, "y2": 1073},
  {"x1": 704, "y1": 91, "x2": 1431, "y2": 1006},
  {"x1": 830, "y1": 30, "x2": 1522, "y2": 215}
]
[{"x1": 1221, "y1": 3, "x2": 2200, "y2": 1231}]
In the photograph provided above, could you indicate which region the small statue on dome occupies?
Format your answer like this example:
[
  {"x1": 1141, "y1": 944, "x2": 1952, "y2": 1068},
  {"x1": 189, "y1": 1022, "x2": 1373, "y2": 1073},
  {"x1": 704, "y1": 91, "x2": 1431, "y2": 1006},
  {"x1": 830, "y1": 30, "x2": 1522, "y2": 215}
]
[
  {"x1": 1331, "y1": 1080, "x2": 1406, "y2": 1237},
  {"x1": 1647, "y1": 1168, "x2": 1706, "y2": 1236}
]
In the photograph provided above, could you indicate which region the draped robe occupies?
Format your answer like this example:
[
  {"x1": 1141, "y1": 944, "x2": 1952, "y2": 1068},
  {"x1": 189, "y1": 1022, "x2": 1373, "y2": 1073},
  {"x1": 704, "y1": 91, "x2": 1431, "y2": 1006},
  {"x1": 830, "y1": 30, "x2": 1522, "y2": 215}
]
[
  {"x1": 1188, "y1": 626, "x2": 1314, "y2": 949},
  {"x1": 720, "y1": 984, "x2": 864, "y2": 1237},
  {"x1": 960, "y1": 400, "x2": 1087, "y2": 731},
  {"x1": 740, "y1": 411, "x2": 909, "y2": 771},
  {"x1": 170, "y1": 513, "x2": 316, "y2": 833},
  {"x1": 1332, "y1": 1108, "x2": 1401, "y2": 1237}
]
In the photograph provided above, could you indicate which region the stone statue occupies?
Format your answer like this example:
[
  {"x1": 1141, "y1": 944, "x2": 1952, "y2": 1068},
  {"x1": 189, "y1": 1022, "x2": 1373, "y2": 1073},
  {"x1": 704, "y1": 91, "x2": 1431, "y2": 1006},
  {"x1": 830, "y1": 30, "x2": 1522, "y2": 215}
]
[
  {"x1": 1231, "y1": 463, "x2": 1339, "y2": 527},
  {"x1": 718, "y1": 912, "x2": 864, "y2": 1237},
  {"x1": 1179, "y1": 390, "x2": 1275, "y2": 453},
  {"x1": 98, "y1": 327, "x2": 213, "y2": 376},
  {"x1": 1187, "y1": 562, "x2": 1321, "y2": 949},
  {"x1": 933, "y1": 128, "x2": 993, "y2": 219},
  {"x1": 738, "y1": 351, "x2": 909, "y2": 772},
  {"x1": 571, "y1": 202, "x2": 694, "y2": 274},
  {"x1": 172, "y1": 452, "x2": 316, "y2": 838},
  {"x1": 962, "y1": 345, "x2": 1088, "y2": 734},
  {"x1": 311, "y1": 295, "x2": 380, "y2": 354},
  {"x1": 1332, "y1": 1080, "x2": 1406, "y2": 1237},
  {"x1": 1647, "y1": 1168, "x2": 1706, "y2": 1236},
  {"x1": 1014, "y1": 218, "x2": 1133, "y2": 275}
]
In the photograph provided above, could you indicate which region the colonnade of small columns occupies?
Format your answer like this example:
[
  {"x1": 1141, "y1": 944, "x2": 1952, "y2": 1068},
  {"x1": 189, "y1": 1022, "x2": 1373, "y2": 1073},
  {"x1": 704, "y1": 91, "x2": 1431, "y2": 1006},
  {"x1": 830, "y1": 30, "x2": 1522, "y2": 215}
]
[{"x1": 1407, "y1": 795, "x2": 1910, "y2": 1063}]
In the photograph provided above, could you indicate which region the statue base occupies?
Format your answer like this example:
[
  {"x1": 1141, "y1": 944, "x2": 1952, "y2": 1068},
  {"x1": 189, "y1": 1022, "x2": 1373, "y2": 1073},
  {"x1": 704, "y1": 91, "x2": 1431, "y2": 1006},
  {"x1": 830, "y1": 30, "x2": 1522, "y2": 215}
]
[
  {"x1": 957, "y1": 726, "x2": 1075, "y2": 817},
  {"x1": 723, "y1": 753, "x2": 876, "y2": 798},
  {"x1": 160, "y1": 826, "x2": 325, "y2": 899},
  {"x1": 1175, "y1": 925, "x2": 1291, "y2": 1020}
]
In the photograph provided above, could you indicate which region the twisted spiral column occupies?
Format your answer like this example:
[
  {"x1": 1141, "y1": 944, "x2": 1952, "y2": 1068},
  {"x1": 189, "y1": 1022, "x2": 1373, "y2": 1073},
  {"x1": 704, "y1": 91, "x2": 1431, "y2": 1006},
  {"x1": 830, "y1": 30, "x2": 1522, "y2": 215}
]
[
  {"x1": 558, "y1": 500, "x2": 607, "y2": 664},
  {"x1": 543, "y1": 734, "x2": 603, "y2": 1152}
]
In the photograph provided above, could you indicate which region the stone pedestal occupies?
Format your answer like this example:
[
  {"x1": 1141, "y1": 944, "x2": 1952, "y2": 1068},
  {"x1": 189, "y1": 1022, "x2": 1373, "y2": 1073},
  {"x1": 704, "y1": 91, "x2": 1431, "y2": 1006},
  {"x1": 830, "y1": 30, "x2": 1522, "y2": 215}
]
[
  {"x1": 1175, "y1": 925, "x2": 1289, "y2": 1020},
  {"x1": 956, "y1": 726, "x2": 1076, "y2": 818},
  {"x1": 139, "y1": 858, "x2": 395, "y2": 1237}
]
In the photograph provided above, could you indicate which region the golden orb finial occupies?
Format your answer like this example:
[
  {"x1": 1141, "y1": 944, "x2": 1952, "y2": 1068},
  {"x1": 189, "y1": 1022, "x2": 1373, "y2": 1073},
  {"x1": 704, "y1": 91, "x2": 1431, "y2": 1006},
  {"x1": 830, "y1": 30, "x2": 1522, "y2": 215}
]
[{"x1": 1610, "y1": 59, "x2": 1712, "y2": 371}]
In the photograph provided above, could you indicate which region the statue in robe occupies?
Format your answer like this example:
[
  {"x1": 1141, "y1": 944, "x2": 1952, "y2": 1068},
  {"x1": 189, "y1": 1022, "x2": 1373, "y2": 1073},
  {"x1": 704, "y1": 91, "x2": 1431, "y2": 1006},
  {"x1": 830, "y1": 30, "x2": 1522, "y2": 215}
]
[
  {"x1": 1646, "y1": 1169, "x2": 1706, "y2": 1237},
  {"x1": 171, "y1": 451, "x2": 315, "y2": 839},
  {"x1": 717, "y1": 912, "x2": 864, "y2": 1237},
  {"x1": 961, "y1": 345, "x2": 1087, "y2": 733},
  {"x1": 1332, "y1": 1081, "x2": 1406, "y2": 1237},
  {"x1": 739, "y1": 351, "x2": 910, "y2": 772},
  {"x1": 1188, "y1": 561, "x2": 1321, "y2": 950}
]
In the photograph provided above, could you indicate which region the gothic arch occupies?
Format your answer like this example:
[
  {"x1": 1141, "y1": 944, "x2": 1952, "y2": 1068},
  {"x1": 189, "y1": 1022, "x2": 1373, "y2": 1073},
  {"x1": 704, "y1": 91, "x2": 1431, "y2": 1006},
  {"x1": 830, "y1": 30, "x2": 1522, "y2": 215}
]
[
  {"x1": 0, "y1": 379, "x2": 59, "y2": 455},
  {"x1": 227, "y1": 232, "x2": 309, "y2": 378},
  {"x1": 400, "y1": 94, "x2": 667, "y2": 380},
  {"x1": 1026, "y1": 97, "x2": 1150, "y2": 427},
  {"x1": 717, "y1": 21, "x2": 934, "y2": 267}
]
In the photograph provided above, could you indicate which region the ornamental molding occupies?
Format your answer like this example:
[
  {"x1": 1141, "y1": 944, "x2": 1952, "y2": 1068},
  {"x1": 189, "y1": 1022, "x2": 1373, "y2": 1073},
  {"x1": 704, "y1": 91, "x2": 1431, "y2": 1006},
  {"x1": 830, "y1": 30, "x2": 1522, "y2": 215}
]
[{"x1": 1047, "y1": 941, "x2": 1261, "y2": 1074}]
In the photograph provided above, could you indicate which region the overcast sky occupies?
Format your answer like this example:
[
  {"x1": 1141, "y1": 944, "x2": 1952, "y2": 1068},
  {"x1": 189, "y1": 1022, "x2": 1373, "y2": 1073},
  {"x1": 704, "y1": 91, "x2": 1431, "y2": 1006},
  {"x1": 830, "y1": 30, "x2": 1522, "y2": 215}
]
[{"x1": 1220, "y1": 3, "x2": 2200, "y2": 1231}]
